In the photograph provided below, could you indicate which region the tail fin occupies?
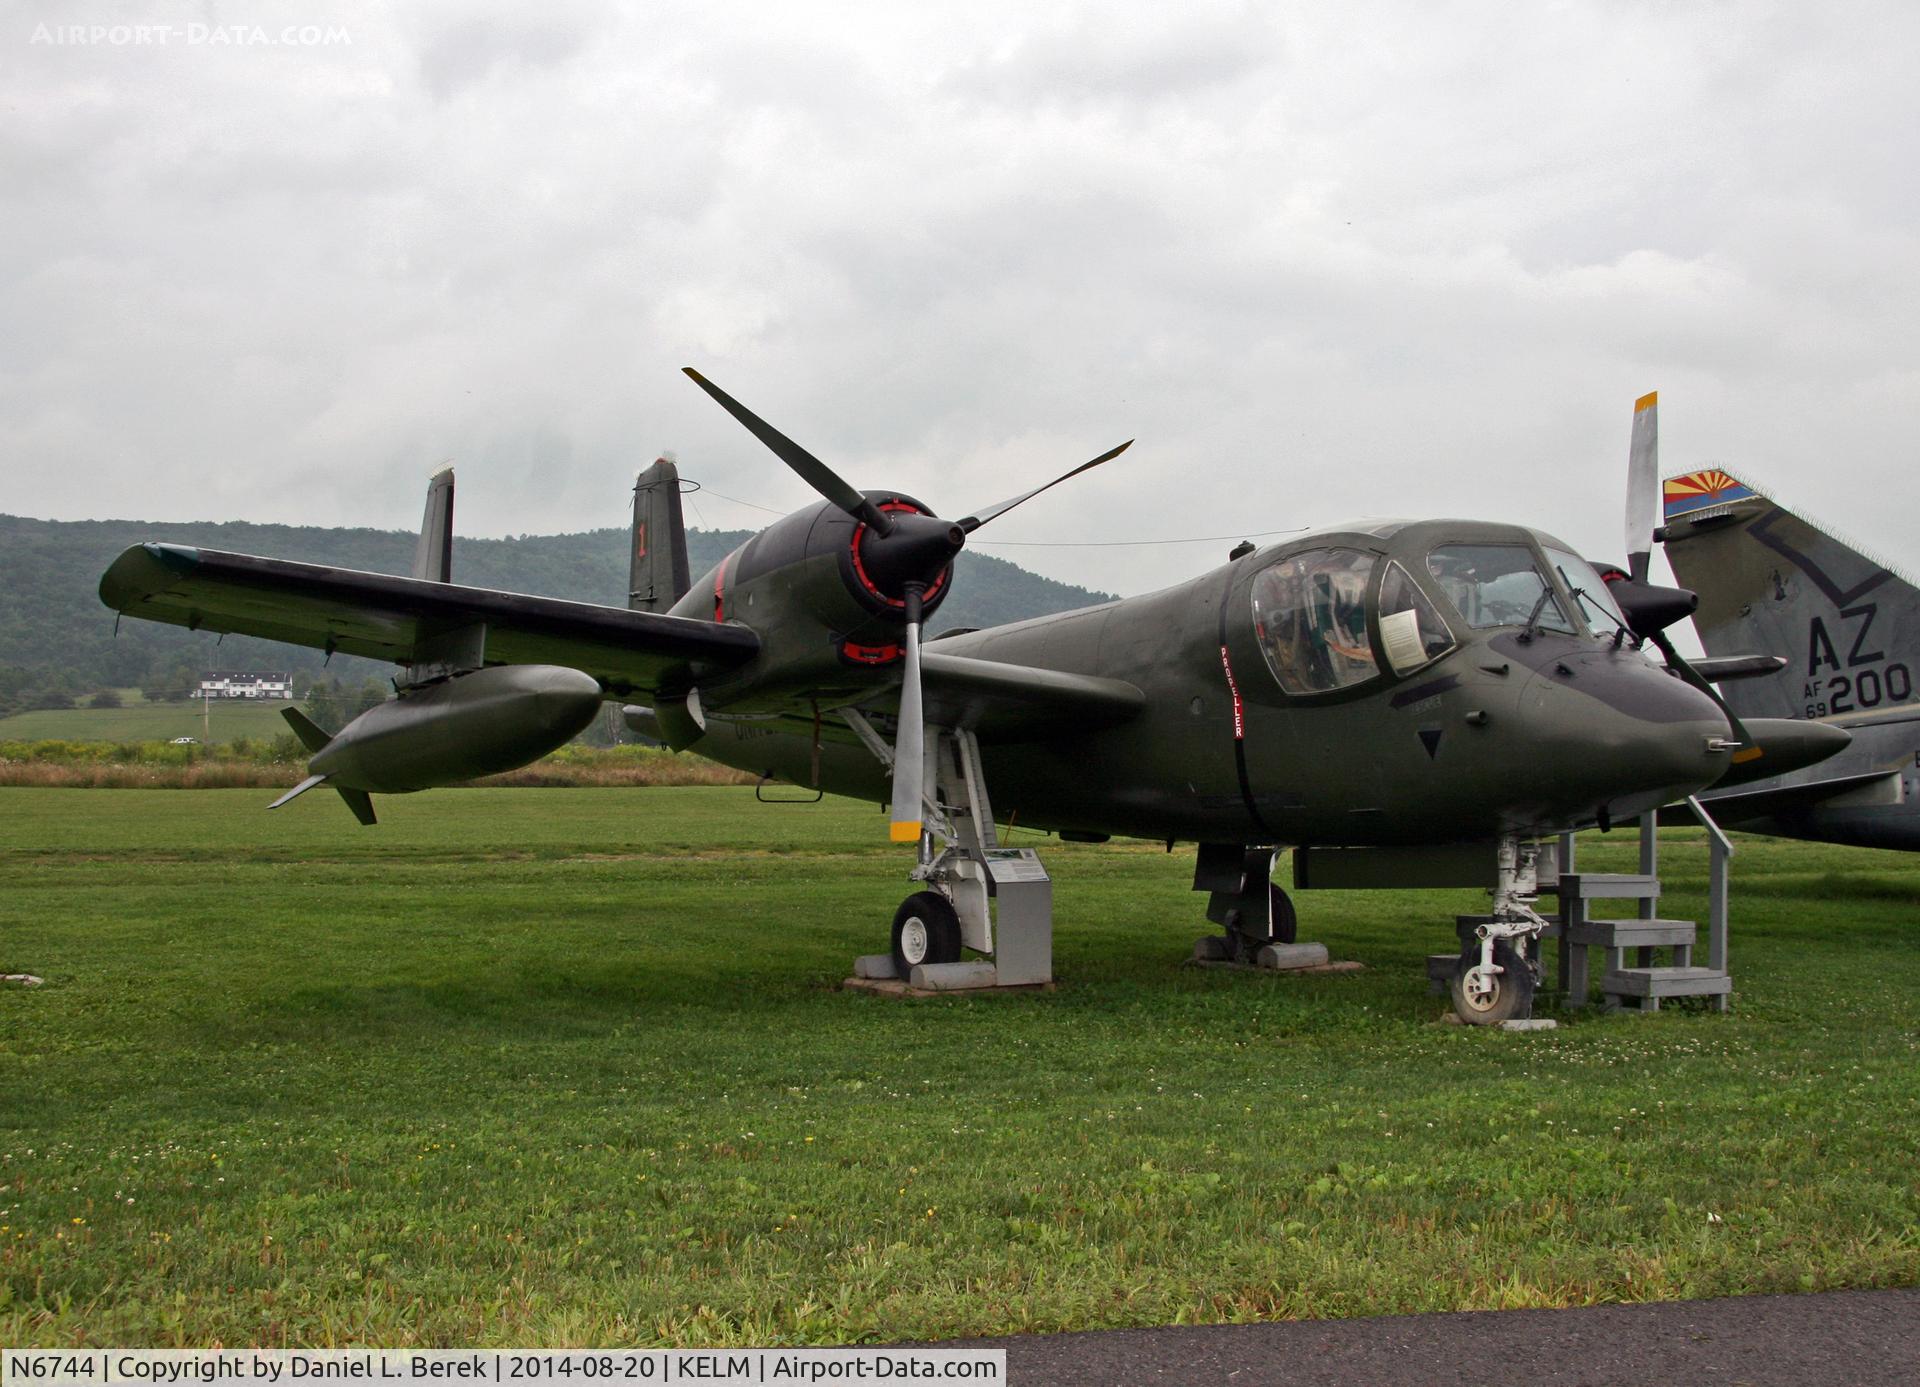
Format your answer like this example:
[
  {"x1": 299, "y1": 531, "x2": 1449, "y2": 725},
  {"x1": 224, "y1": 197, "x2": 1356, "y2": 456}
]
[
  {"x1": 335, "y1": 787, "x2": 378, "y2": 826},
  {"x1": 281, "y1": 706, "x2": 333, "y2": 753},
  {"x1": 412, "y1": 466, "x2": 455, "y2": 582},
  {"x1": 629, "y1": 457, "x2": 690, "y2": 613},
  {"x1": 274, "y1": 708, "x2": 377, "y2": 824},
  {"x1": 1662, "y1": 470, "x2": 1919, "y2": 723}
]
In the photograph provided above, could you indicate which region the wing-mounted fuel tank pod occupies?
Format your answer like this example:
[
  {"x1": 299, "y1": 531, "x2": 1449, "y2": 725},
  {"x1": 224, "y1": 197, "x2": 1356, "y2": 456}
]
[
  {"x1": 272, "y1": 665, "x2": 604, "y2": 823},
  {"x1": 265, "y1": 464, "x2": 606, "y2": 822}
]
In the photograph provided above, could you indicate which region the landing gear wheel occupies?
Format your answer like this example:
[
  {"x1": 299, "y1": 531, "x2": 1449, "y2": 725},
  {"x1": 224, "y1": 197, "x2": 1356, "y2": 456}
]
[
  {"x1": 891, "y1": 891, "x2": 961, "y2": 982},
  {"x1": 1224, "y1": 886, "x2": 1298, "y2": 962},
  {"x1": 1268, "y1": 884, "x2": 1298, "y2": 945},
  {"x1": 1449, "y1": 940, "x2": 1534, "y2": 1026}
]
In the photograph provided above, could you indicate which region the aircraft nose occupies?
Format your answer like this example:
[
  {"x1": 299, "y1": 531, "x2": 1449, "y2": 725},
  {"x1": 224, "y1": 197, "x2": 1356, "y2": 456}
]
[{"x1": 1514, "y1": 651, "x2": 1732, "y2": 819}]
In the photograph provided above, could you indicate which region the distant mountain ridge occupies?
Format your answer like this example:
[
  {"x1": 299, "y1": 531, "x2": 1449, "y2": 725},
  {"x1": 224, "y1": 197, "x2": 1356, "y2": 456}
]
[{"x1": 0, "y1": 513, "x2": 1116, "y2": 690}]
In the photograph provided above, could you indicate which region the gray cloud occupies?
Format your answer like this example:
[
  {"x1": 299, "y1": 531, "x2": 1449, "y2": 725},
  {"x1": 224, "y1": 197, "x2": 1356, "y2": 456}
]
[{"x1": 3, "y1": 0, "x2": 1916, "y2": 598}]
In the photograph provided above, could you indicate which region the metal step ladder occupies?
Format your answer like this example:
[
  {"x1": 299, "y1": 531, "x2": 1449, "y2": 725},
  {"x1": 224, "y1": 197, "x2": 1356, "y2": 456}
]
[{"x1": 1557, "y1": 806, "x2": 1733, "y2": 1012}]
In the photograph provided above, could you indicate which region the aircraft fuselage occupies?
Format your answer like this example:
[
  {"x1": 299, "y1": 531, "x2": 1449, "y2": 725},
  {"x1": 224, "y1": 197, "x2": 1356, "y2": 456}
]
[{"x1": 681, "y1": 517, "x2": 1738, "y2": 847}]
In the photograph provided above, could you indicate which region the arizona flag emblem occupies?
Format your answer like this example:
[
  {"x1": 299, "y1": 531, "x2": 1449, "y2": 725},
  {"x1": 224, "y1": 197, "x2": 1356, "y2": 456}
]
[{"x1": 1663, "y1": 469, "x2": 1756, "y2": 521}]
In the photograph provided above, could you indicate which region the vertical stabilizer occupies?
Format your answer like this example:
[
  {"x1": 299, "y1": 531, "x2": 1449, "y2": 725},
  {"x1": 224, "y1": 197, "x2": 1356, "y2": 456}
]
[
  {"x1": 1663, "y1": 470, "x2": 1919, "y2": 724},
  {"x1": 630, "y1": 457, "x2": 691, "y2": 613},
  {"x1": 412, "y1": 467, "x2": 455, "y2": 582}
]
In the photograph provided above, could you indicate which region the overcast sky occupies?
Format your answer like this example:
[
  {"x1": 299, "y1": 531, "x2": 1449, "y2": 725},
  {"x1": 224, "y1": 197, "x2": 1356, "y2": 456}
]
[{"x1": 5, "y1": 0, "x2": 1916, "y2": 596}]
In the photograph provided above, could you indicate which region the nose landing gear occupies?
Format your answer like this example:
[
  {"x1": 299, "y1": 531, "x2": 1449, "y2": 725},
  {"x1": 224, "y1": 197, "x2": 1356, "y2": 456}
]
[{"x1": 1451, "y1": 835, "x2": 1549, "y2": 1026}]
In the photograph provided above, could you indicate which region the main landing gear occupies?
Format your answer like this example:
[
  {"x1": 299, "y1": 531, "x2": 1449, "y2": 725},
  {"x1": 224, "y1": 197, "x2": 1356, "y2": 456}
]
[
  {"x1": 844, "y1": 715, "x2": 1055, "y2": 992},
  {"x1": 1192, "y1": 845, "x2": 1301, "y2": 964},
  {"x1": 891, "y1": 891, "x2": 961, "y2": 979}
]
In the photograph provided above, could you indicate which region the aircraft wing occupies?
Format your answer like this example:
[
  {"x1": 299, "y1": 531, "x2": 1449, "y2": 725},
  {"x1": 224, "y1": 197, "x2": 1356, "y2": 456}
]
[
  {"x1": 917, "y1": 651, "x2": 1145, "y2": 739},
  {"x1": 1660, "y1": 768, "x2": 1904, "y2": 827},
  {"x1": 98, "y1": 543, "x2": 759, "y2": 696}
]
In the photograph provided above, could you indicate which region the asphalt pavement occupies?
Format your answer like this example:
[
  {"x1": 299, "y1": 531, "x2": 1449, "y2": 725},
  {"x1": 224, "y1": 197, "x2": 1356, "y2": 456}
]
[{"x1": 941, "y1": 1288, "x2": 1920, "y2": 1386}]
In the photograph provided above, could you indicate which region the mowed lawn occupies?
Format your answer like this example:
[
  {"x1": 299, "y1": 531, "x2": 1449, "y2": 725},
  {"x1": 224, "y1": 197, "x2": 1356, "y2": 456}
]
[
  {"x1": 0, "y1": 700, "x2": 297, "y2": 745},
  {"x1": 1, "y1": 786, "x2": 1916, "y2": 1346}
]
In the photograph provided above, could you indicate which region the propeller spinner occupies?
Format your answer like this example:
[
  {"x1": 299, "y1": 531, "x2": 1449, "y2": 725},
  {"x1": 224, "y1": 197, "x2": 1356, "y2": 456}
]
[{"x1": 682, "y1": 367, "x2": 1131, "y2": 845}]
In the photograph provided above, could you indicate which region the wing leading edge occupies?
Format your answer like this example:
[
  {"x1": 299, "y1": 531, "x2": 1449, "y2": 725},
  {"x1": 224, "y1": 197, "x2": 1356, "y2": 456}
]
[
  {"x1": 918, "y1": 650, "x2": 1144, "y2": 739},
  {"x1": 99, "y1": 543, "x2": 759, "y2": 696}
]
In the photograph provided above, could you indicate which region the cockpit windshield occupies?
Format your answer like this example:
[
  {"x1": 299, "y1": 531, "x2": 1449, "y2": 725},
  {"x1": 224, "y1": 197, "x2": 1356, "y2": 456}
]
[
  {"x1": 1544, "y1": 547, "x2": 1629, "y2": 635},
  {"x1": 1425, "y1": 544, "x2": 1576, "y2": 633}
]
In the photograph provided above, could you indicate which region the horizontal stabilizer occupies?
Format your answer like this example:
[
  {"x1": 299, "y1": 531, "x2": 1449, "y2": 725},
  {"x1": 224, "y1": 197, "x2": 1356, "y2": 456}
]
[
  {"x1": 267, "y1": 773, "x2": 328, "y2": 810},
  {"x1": 281, "y1": 706, "x2": 333, "y2": 753}
]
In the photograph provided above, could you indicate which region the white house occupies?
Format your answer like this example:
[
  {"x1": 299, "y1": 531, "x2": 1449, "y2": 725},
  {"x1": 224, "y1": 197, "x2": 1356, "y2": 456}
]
[{"x1": 197, "y1": 671, "x2": 294, "y2": 700}]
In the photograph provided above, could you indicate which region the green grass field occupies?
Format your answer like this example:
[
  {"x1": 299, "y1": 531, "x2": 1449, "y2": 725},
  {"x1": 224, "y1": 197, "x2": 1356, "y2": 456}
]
[
  {"x1": 0, "y1": 700, "x2": 297, "y2": 745},
  {"x1": 2, "y1": 787, "x2": 1916, "y2": 1346}
]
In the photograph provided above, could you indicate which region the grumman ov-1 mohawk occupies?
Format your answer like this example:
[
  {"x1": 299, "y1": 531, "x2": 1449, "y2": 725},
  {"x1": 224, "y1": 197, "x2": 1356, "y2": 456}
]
[{"x1": 98, "y1": 376, "x2": 1847, "y2": 1023}]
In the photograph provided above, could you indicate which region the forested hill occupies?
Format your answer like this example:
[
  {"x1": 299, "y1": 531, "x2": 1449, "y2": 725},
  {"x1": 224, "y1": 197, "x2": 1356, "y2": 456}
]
[{"x1": 0, "y1": 512, "x2": 1116, "y2": 694}]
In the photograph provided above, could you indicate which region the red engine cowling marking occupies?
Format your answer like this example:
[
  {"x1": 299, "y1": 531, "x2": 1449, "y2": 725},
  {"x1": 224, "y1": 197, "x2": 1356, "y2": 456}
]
[
  {"x1": 839, "y1": 640, "x2": 904, "y2": 667},
  {"x1": 848, "y1": 500, "x2": 952, "y2": 610}
]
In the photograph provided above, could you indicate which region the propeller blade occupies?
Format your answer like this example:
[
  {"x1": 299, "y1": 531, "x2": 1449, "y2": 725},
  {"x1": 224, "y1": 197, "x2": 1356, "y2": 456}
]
[
  {"x1": 1625, "y1": 390, "x2": 1659, "y2": 584},
  {"x1": 957, "y1": 440, "x2": 1133, "y2": 533},
  {"x1": 1649, "y1": 628, "x2": 1754, "y2": 750},
  {"x1": 682, "y1": 368, "x2": 894, "y2": 535},
  {"x1": 889, "y1": 584, "x2": 928, "y2": 844}
]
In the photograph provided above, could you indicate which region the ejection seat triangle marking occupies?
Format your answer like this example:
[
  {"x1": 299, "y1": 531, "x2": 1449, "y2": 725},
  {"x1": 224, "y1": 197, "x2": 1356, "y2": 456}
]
[{"x1": 1418, "y1": 728, "x2": 1443, "y2": 759}]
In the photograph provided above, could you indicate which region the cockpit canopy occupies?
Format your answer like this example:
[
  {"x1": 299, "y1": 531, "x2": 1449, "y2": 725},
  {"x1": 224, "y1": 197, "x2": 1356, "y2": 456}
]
[{"x1": 1249, "y1": 529, "x2": 1624, "y2": 698}]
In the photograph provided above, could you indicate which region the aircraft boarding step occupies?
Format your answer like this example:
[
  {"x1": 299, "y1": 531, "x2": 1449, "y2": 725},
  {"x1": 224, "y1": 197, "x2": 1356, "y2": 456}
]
[
  {"x1": 1599, "y1": 965, "x2": 1733, "y2": 1002},
  {"x1": 1557, "y1": 809, "x2": 1733, "y2": 1013},
  {"x1": 1563, "y1": 918, "x2": 1696, "y2": 948},
  {"x1": 1558, "y1": 873, "x2": 1660, "y2": 900}
]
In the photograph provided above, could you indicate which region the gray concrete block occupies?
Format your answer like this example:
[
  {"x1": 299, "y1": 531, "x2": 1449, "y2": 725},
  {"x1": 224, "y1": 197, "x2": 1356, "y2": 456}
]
[
  {"x1": 1255, "y1": 941, "x2": 1330, "y2": 972},
  {"x1": 852, "y1": 954, "x2": 898, "y2": 980},
  {"x1": 1193, "y1": 935, "x2": 1231, "y2": 962},
  {"x1": 909, "y1": 961, "x2": 1000, "y2": 991}
]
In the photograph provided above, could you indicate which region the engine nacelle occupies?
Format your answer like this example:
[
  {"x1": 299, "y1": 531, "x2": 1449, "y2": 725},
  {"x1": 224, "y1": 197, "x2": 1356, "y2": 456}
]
[{"x1": 665, "y1": 492, "x2": 960, "y2": 713}]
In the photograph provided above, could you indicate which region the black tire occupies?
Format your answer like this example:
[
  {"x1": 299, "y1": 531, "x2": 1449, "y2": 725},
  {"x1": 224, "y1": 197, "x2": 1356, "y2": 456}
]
[
  {"x1": 891, "y1": 891, "x2": 962, "y2": 981},
  {"x1": 1268, "y1": 884, "x2": 1298, "y2": 945},
  {"x1": 1449, "y1": 940, "x2": 1534, "y2": 1026},
  {"x1": 1224, "y1": 886, "x2": 1299, "y2": 962}
]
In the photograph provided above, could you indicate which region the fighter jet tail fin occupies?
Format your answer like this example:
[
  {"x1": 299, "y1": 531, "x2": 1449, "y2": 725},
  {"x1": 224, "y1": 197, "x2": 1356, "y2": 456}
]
[
  {"x1": 1662, "y1": 469, "x2": 1919, "y2": 724},
  {"x1": 630, "y1": 457, "x2": 692, "y2": 614}
]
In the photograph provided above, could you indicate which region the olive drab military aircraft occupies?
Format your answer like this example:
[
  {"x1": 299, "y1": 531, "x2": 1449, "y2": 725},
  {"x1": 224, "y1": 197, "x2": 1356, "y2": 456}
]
[{"x1": 97, "y1": 376, "x2": 1848, "y2": 1023}]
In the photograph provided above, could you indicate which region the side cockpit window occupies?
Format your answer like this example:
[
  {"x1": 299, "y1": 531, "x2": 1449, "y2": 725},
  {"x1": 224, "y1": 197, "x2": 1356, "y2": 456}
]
[
  {"x1": 1378, "y1": 563, "x2": 1455, "y2": 675},
  {"x1": 1252, "y1": 548, "x2": 1378, "y2": 695}
]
